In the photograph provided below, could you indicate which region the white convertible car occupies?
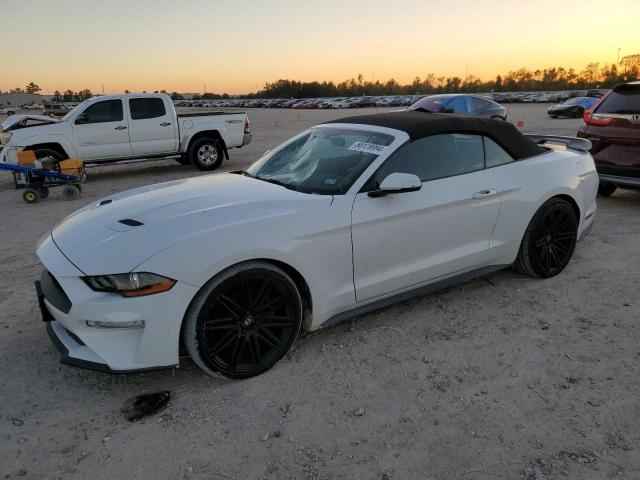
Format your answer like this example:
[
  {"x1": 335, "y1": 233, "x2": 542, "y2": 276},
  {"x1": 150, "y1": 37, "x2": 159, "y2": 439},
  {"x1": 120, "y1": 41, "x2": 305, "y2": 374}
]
[{"x1": 36, "y1": 112, "x2": 598, "y2": 378}]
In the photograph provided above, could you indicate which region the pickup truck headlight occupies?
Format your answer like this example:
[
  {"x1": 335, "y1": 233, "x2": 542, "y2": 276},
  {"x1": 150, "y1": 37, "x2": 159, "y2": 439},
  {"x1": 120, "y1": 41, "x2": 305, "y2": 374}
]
[
  {"x1": 82, "y1": 272, "x2": 176, "y2": 297},
  {"x1": 0, "y1": 131, "x2": 12, "y2": 145}
]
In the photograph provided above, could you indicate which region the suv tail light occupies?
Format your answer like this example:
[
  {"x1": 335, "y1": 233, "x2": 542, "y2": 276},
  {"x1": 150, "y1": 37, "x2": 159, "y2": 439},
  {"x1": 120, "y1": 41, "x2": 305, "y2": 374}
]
[
  {"x1": 244, "y1": 118, "x2": 251, "y2": 133},
  {"x1": 583, "y1": 109, "x2": 613, "y2": 126}
]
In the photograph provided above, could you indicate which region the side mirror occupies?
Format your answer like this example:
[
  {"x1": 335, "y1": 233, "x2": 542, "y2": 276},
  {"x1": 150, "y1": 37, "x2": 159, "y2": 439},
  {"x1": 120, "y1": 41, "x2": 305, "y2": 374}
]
[{"x1": 368, "y1": 173, "x2": 422, "y2": 197}]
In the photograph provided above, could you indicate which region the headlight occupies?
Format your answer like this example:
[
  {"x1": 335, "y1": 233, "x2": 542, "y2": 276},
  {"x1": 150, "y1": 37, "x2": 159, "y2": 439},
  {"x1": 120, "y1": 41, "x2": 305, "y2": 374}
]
[
  {"x1": 0, "y1": 131, "x2": 12, "y2": 145},
  {"x1": 82, "y1": 272, "x2": 176, "y2": 297}
]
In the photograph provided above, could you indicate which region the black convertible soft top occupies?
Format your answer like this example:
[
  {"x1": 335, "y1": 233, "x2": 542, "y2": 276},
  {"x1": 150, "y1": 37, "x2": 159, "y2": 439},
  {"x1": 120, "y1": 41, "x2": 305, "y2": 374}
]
[{"x1": 325, "y1": 111, "x2": 545, "y2": 160}]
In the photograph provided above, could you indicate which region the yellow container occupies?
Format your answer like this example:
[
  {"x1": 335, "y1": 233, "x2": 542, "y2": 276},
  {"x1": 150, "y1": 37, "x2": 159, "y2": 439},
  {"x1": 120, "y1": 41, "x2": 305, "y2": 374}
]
[
  {"x1": 59, "y1": 158, "x2": 84, "y2": 176},
  {"x1": 17, "y1": 150, "x2": 37, "y2": 165}
]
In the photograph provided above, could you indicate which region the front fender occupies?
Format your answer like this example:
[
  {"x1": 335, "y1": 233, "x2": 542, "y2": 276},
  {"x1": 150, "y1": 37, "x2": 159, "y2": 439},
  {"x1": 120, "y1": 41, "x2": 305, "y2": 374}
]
[{"x1": 12, "y1": 133, "x2": 77, "y2": 158}]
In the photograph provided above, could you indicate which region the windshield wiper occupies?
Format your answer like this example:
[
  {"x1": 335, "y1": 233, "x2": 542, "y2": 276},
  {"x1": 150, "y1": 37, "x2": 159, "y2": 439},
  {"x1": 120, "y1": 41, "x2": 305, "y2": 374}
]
[{"x1": 255, "y1": 176, "x2": 298, "y2": 191}]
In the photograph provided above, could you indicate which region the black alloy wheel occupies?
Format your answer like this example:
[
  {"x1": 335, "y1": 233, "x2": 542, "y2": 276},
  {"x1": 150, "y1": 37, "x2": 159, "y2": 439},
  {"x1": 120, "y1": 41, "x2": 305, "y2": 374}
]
[
  {"x1": 185, "y1": 262, "x2": 303, "y2": 378},
  {"x1": 514, "y1": 198, "x2": 578, "y2": 278}
]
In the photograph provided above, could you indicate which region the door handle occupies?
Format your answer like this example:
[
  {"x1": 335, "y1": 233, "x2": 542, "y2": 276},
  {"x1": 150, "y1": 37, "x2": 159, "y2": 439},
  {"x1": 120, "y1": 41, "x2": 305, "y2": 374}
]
[
  {"x1": 472, "y1": 189, "x2": 497, "y2": 199},
  {"x1": 114, "y1": 126, "x2": 127, "y2": 130},
  {"x1": 160, "y1": 122, "x2": 171, "y2": 126}
]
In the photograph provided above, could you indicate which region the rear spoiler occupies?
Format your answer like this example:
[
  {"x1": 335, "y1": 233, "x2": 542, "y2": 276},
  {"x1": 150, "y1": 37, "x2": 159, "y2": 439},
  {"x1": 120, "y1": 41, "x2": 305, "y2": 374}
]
[{"x1": 525, "y1": 134, "x2": 592, "y2": 152}]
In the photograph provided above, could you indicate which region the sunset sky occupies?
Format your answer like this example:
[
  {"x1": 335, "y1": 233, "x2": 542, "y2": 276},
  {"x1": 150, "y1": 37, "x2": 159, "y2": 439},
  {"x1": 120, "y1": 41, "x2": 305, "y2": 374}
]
[{"x1": 4, "y1": 0, "x2": 638, "y2": 95}]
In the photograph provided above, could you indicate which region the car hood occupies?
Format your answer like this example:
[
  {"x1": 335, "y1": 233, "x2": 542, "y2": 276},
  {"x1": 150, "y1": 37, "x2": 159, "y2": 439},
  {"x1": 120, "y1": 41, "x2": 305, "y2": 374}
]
[
  {"x1": 1, "y1": 114, "x2": 60, "y2": 131},
  {"x1": 548, "y1": 104, "x2": 576, "y2": 111},
  {"x1": 51, "y1": 173, "x2": 332, "y2": 275}
]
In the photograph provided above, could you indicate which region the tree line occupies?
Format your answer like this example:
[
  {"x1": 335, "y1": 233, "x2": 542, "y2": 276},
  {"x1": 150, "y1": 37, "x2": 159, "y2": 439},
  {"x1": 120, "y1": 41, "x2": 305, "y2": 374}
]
[
  {"x1": 254, "y1": 56, "x2": 640, "y2": 98},
  {"x1": 2, "y1": 56, "x2": 639, "y2": 101}
]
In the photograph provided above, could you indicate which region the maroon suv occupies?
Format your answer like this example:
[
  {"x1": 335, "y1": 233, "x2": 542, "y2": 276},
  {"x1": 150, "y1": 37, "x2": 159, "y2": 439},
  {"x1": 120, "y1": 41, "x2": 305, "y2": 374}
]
[{"x1": 577, "y1": 82, "x2": 640, "y2": 196}]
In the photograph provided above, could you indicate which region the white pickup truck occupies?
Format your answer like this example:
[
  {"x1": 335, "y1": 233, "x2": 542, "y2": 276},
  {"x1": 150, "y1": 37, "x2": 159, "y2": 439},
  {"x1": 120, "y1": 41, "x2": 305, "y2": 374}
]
[{"x1": 0, "y1": 93, "x2": 252, "y2": 170}]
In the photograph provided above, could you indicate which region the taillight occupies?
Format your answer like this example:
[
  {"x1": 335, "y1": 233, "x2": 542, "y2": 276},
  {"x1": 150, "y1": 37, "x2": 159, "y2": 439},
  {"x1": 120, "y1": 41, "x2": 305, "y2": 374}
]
[
  {"x1": 583, "y1": 109, "x2": 613, "y2": 126},
  {"x1": 244, "y1": 118, "x2": 251, "y2": 133}
]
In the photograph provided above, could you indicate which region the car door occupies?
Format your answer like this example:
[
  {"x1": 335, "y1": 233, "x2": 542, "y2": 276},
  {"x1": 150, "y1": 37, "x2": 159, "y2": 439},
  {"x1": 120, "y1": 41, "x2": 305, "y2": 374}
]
[
  {"x1": 128, "y1": 97, "x2": 178, "y2": 156},
  {"x1": 351, "y1": 133, "x2": 502, "y2": 302},
  {"x1": 72, "y1": 99, "x2": 132, "y2": 160}
]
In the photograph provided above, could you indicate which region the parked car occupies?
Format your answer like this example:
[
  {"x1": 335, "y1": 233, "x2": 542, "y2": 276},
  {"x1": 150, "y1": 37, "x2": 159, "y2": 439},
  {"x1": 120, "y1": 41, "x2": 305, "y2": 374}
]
[
  {"x1": 577, "y1": 82, "x2": 640, "y2": 196},
  {"x1": 547, "y1": 97, "x2": 599, "y2": 118},
  {"x1": 409, "y1": 94, "x2": 508, "y2": 120},
  {"x1": 349, "y1": 97, "x2": 377, "y2": 108},
  {"x1": 36, "y1": 111, "x2": 597, "y2": 378},
  {"x1": 43, "y1": 103, "x2": 72, "y2": 117},
  {"x1": 0, "y1": 105, "x2": 17, "y2": 116},
  {"x1": 0, "y1": 93, "x2": 252, "y2": 171}
]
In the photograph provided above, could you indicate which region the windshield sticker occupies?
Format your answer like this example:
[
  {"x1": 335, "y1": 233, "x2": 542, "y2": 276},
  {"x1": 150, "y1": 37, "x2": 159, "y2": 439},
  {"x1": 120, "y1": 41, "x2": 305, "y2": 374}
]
[
  {"x1": 324, "y1": 177, "x2": 338, "y2": 185},
  {"x1": 348, "y1": 141, "x2": 388, "y2": 155}
]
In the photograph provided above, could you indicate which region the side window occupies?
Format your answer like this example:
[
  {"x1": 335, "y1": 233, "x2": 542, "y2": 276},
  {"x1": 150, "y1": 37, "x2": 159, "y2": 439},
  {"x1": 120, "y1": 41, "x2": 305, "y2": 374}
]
[
  {"x1": 129, "y1": 98, "x2": 166, "y2": 120},
  {"x1": 76, "y1": 100, "x2": 123, "y2": 124},
  {"x1": 484, "y1": 137, "x2": 514, "y2": 168},
  {"x1": 445, "y1": 96, "x2": 469, "y2": 113},
  {"x1": 470, "y1": 97, "x2": 487, "y2": 113},
  {"x1": 373, "y1": 134, "x2": 485, "y2": 185}
]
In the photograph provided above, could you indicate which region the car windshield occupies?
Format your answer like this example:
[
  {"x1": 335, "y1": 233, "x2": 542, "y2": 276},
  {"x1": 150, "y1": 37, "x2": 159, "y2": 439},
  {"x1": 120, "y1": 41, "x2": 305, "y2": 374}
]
[
  {"x1": 61, "y1": 101, "x2": 88, "y2": 121},
  {"x1": 408, "y1": 96, "x2": 451, "y2": 112},
  {"x1": 245, "y1": 127, "x2": 395, "y2": 195}
]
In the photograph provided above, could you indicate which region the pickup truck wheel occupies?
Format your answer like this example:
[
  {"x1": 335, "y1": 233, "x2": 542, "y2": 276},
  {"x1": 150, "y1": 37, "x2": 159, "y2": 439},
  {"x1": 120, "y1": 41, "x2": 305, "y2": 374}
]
[
  {"x1": 190, "y1": 138, "x2": 223, "y2": 171},
  {"x1": 29, "y1": 148, "x2": 65, "y2": 161}
]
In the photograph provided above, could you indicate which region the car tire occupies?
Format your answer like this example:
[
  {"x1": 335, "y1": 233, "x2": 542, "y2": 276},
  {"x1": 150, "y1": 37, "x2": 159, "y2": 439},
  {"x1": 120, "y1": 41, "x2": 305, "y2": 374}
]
[
  {"x1": 38, "y1": 186, "x2": 50, "y2": 199},
  {"x1": 183, "y1": 261, "x2": 303, "y2": 379},
  {"x1": 513, "y1": 198, "x2": 578, "y2": 278},
  {"x1": 7, "y1": 111, "x2": 15, "y2": 116},
  {"x1": 48, "y1": 112, "x2": 56, "y2": 118},
  {"x1": 189, "y1": 137, "x2": 224, "y2": 171},
  {"x1": 597, "y1": 183, "x2": 617, "y2": 197}
]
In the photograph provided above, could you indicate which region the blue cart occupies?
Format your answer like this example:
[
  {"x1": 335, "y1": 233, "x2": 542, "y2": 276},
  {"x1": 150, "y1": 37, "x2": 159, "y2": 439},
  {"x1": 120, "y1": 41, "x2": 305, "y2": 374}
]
[{"x1": 0, "y1": 160, "x2": 86, "y2": 203}]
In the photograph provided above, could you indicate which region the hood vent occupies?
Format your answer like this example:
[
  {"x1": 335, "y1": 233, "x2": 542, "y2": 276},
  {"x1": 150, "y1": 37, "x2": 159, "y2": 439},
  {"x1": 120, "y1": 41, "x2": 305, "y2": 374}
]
[{"x1": 118, "y1": 218, "x2": 144, "y2": 227}]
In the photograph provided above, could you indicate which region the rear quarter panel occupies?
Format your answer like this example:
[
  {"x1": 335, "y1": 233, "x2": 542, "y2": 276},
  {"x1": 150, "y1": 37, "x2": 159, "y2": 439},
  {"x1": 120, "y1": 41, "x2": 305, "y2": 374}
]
[
  {"x1": 488, "y1": 148, "x2": 598, "y2": 264},
  {"x1": 178, "y1": 114, "x2": 246, "y2": 152}
]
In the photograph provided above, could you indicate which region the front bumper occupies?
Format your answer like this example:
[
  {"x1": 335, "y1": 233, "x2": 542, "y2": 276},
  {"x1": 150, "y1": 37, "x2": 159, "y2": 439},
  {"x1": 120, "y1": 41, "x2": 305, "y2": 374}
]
[{"x1": 36, "y1": 233, "x2": 199, "y2": 373}]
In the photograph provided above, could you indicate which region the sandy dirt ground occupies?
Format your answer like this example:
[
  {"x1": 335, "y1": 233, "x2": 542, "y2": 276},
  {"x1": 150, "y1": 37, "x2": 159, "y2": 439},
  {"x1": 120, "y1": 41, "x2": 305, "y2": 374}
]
[{"x1": 1, "y1": 105, "x2": 639, "y2": 479}]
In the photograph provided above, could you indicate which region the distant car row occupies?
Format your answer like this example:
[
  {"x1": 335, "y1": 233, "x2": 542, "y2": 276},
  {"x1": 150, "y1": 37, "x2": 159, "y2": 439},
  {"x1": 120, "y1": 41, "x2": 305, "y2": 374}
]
[{"x1": 174, "y1": 90, "x2": 606, "y2": 110}]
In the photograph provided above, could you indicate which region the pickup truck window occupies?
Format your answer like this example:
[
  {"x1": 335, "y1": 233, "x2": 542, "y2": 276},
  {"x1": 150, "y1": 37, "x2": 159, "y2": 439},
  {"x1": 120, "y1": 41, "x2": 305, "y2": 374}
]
[
  {"x1": 129, "y1": 98, "x2": 166, "y2": 120},
  {"x1": 76, "y1": 100, "x2": 123, "y2": 124}
]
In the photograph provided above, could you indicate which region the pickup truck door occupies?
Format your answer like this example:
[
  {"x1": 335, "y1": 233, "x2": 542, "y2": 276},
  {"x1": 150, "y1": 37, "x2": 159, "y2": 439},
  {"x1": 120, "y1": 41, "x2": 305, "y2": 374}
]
[
  {"x1": 72, "y1": 99, "x2": 132, "y2": 160},
  {"x1": 127, "y1": 97, "x2": 178, "y2": 156}
]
